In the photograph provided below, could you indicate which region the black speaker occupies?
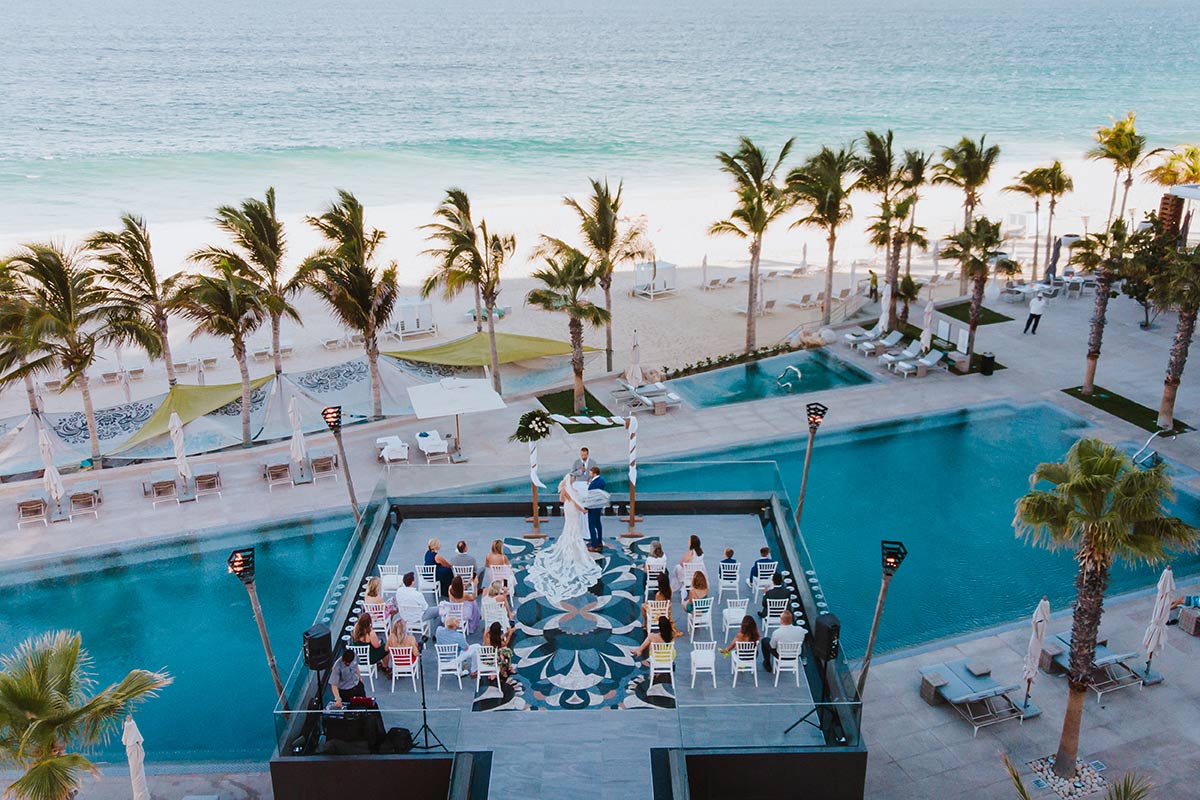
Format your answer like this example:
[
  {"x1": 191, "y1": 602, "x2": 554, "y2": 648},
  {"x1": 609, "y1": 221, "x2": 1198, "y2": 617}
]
[
  {"x1": 812, "y1": 612, "x2": 840, "y2": 665},
  {"x1": 303, "y1": 623, "x2": 333, "y2": 671}
]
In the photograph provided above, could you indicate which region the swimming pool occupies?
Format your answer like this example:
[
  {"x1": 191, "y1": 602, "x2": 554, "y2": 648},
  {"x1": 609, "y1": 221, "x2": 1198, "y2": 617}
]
[
  {"x1": 0, "y1": 512, "x2": 354, "y2": 763},
  {"x1": 667, "y1": 348, "x2": 873, "y2": 408}
]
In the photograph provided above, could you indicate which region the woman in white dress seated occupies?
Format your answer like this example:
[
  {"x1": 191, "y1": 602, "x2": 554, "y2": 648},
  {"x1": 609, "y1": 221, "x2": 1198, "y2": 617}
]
[
  {"x1": 526, "y1": 474, "x2": 603, "y2": 603},
  {"x1": 671, "y1": 534, "x2": 706, "y2": 594},
  {"x1": 644, "y1": 542, "x2": 667, "y2": 576}
]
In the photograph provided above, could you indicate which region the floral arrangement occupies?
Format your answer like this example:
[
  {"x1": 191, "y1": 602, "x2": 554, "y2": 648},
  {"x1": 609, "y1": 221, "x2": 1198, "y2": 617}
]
[{"x1": 510, "y1": 409, "x2": 555, "y2": 442}]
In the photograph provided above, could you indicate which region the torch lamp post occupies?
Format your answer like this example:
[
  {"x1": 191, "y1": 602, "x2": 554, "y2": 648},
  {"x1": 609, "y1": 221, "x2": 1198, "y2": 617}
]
[
  {"x1": 793, "y1": 402, "x2": 828, "y2": 530},
  {"x1": 322, "y1": 406, "x2": 360, "y2": 525},
  {"x1": 228, "y1": 547, "x2": 288, "y2": 710},
  {"x1": 856, "y1": 540, "x2": 907, "y2": 699}
]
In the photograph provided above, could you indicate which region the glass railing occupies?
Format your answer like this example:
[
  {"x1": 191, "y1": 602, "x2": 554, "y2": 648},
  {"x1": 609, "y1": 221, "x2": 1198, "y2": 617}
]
[{"x1": 676, "y1": 700, "x2": 862, "y2": 750}]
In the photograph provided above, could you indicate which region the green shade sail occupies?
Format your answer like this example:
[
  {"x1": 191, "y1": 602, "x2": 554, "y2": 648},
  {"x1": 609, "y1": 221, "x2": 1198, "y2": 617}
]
[
  {"x1": 115, "y1": 376, "x2": 274, "y2": 451},
  {"x1": 386, "y1": 332, "x2": 595, "y2": 367}
]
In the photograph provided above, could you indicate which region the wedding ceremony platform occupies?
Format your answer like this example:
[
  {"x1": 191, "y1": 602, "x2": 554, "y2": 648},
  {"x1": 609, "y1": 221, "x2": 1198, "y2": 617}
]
[{"x1": 268, "y1": 482, "x2": 867, "y2": 800}]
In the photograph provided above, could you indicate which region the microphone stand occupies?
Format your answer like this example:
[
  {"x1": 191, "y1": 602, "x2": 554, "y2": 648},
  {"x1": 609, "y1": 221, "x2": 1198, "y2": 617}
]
[{"x1": 410, "y1": 636, "x2": 448, "y2": 752}]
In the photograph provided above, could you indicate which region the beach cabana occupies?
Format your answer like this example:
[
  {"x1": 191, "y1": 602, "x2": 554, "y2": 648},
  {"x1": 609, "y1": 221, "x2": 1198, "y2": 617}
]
[
  {"x1": 633, "y1": 261, "x2": 677, "y2": 299},
  {"x1": 390, "y1": 296, "x2": 438, "y2": 340},
  {"x1": 407, "y1": 377, "x2": 506, "y2": 459}
]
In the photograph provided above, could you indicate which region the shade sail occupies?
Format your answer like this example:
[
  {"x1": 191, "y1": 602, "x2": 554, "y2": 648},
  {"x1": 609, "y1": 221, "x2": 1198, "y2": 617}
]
[
  {"x1": 407, "y1": 377, "x2": 506, "y2": 420},
  {"x1": 1169, "y1": 183, "x2": 1200, "y2": 200},
  {"x1": 115, "y1": 376, "x2": 274, "y2": 452},
  {"x1": 387, "y1": 332, "x2": 595, "y2": 367}
]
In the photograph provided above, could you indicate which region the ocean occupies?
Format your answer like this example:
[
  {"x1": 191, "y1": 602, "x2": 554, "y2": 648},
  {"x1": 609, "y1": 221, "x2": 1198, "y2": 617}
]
[{"x1": 1, "y1": 0, "x2": 1198, "y2": 234}]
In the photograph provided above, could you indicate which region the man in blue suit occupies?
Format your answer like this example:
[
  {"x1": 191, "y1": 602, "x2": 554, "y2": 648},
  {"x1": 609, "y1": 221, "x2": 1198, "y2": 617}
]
[{"x1": 584, "y1": 466, "x2": 608, "y2": 552}]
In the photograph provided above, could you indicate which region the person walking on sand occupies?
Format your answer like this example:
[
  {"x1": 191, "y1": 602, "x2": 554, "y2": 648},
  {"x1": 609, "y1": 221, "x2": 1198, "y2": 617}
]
[
  {"x1": 868, "y1": 270, "x2": 879, "y2": 302},
  {"x1": 1024, "y1": 292, "x2": 1047, "y2": 335}
]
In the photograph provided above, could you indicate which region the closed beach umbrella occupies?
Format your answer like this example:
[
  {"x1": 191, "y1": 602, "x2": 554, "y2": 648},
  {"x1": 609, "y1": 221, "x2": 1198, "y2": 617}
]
[
  {"x1": 872, "y1": 282, "x2": 891, "y2": 335},
  {"x1": 38, "y1": 427, "x2": 65, "y2": 505},
  {"x1": 624, "y1": 330, "x2": 644, "y2": 387},
  {"x1": 1142, "y1": 566, "x2": 1175, "y2": 676},
  {"x1": 700, "y1": 254, "x2": 708, "y2": 287},
  {"x1": 1021, "y1": 596, "x2": 1050, "y2": 710},
  {"x1": 122, "y1": 715, "x2": 150, "y2": 800},
  {"x1": 920, "y1": 300, "x2": 935, "y2": 352},
  {"x1": 169, "y1": 412, "x2": 191, "y2": 483},
  {"x1": 288, "y1": 396, "x2": 308, "y2": 468}
]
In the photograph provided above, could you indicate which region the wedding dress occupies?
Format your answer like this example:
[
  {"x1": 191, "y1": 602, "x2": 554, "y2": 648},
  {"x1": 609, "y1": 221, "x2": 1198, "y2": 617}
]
[{"x1": 526, "y1": 476, "x2": 603, "y2": 602}]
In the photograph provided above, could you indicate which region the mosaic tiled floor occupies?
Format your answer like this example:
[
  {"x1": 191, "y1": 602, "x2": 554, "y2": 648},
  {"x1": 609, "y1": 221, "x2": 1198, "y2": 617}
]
[{"x1": 472, "y1": 537, "x2": 675, "y2": 712}]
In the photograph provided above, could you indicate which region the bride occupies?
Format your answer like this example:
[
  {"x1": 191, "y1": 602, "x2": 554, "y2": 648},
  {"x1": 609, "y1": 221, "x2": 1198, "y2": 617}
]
[{"x1": 526, "y1": 474, "x2": 604, "y2": 603}]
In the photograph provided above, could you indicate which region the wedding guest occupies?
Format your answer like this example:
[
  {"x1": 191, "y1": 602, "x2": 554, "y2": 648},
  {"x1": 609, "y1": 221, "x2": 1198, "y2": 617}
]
[
  {"x1": 720, "y1": 547, "x2": 736, "y2": 566},
  {"x1": 684, "y1": 571, "x2": 709, "y2": 614},
  {"x1": 435, "y1": 616, "x2": 479, "y2": 674},
  {"x1": 759, "y1": 572, "x2": 790, "y2": 620},
  {"x1": 642, "y1": 570, "x2": 672, "y2": 629},
  {"x1": 632, "y1": 615, "x2": 676, "y2": 665},
  {"x1": 761, "y1": 609, "x2": 807, "y2": 673},
  {"x1": 484, "y1": 621, "x2": 514, "y2": 681},
  {"x1": 425, "y1": 538, "x2": 454, "y2": 597},
  {"x1": 482, "y1": 539, "x2": 511, "y2": 587},
  {"x1": 362, "y1": 576, "x2": 394, "y2": 616},
  {"x1": 394, "y1": 571, "x2": 440, "y2": 631},
  {"x1": 440, "y1": 576, "x2": 480, "y2": 633},
  {"x1": 748, "y1": 547, "x2": 774, "y2": 589},
  {"x1": 721, "y1": 615, "x2": 761, "y2": 657},
  {"x1": 644, "y1": 542, "x2": 667, "y2": 575},
  {"x1": 672, "y1": 534, "x2": 706, "y2": 591},
  {"x1": 351, "y1": 613, "x2": 389, "y2": 675},
  {"x1": 387, "y1": 618, "x2": 419, "y2": 672},
  {"x1": 448, "y1": 540, "x2": 479, "y2": 593}
]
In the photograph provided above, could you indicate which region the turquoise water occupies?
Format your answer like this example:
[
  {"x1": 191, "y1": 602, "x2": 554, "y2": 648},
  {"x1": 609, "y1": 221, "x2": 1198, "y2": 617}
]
[
  {"x1": 2, "y1": 0, "x2": 1199, "y2": 231},
  {"x1": 0, "y1": 514, "x2": 353, "y2": 763},
  {"x1": 669, "y1": 350, "x2": 873, "y2": 408}
]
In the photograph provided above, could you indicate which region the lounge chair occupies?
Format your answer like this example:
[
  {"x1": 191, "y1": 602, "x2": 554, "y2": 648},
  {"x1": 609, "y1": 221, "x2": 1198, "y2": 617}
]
[
  {"x1": 843, "y1": 327, "x2": 881, "y2": 346},
  {"x1": 68, "y1": 484, "x2": 100, "y2": 519},
  {"x1": 857, "y1": 330, "x2": 903, "y2": 357},
  {"x1": 417, "y1": 431, "x2": 451, "y2": 463},
  {"x1": 201, "y1": 356, "x2": 219, "y2": 370},
  {"x1": 878, "y1": 340, "x2": 922, "y2": 368},
  {"x1": 279, "y1": 341, "x2": 294, "y2": 358},
  {"x1": 310, "y1": 449, "x2": 338, "y2": 481},
  {"x1": 252, "y1": 347, "x2": 272, "y2": 363},
  {"x1": 322, "y1": 336, "x2": 345, "y2": 350},
  {"x1": 721, "y1": 277, "x2": 737, "y2": 288},
  {"x1": 783, "y1": 267, "x2": 808, "y2": 278},
  {"x1": 763, "y1": 270, "x2": 779, "y2": 280},
  {"x1": 627, "y1": 388, "x2": 683, "y2": 415},
  {"x1": 150, "y1": 479, "x2": 179, "y2": 507},
  {"x1": 786, "y1": 294, "x2": 812, "y2": 309},
  {"x1": 172, "y1": 360, "x2": 194, "y2": 374},
  {"x1": 894, "y1": 349, "x2": 944, "y2": 378},
  {"x1": 761, "y1": 299, "x2": 776, "y2": 314},
  {"x1": 381, "y1": 442, "x2": 410, "y2": 465},
  {"x1": 263, "y1": 462, "x2": 292, "y2": 491},
  {"x1": 701, "y1": 279, "x2": 722, "y2": 291},
  {"x1": 127, "y1": 366, "x2": 145, "y2": 381},
  {"x1": 194, "y1": 464, "x2": 223, "y2": 500},
  {"x1": 1045, "y1": 632, "x2": 1143, "y2": 703},
  {"x1": 101, "y1": 371, "x2": 120, "y2": 384},
  {"x1": 918, "y1": 658, "x2": 1024, "y2": 737},
  {"x1": 17, "y1": 496, "x2": 49, "y2": 527},
  {"x1": 43, "y1": 378, "x2": 64, "y2": 392}
]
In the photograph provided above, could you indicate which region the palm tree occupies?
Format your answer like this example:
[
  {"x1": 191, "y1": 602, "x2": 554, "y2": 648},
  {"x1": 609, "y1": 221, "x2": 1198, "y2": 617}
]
[
  {"x1": 709, "y1": 137, "x2": 795, "y2": 353},
  {"x1": 895, "y1": 273, "x2": 924, "y2": 327},
  {"x1": 525, "y1": 244, "x2": 610, "y2": 413},
  {"x1": 563, "y1": 179, "x2": 646, "y2": 371},
  {"x1": 0, "y1": 265, "x2": 42, "y2": 415},
  {"x1": 0, "y1": 631, "x2": 170, "y2": 800},
  {"x1": 1042, "y1": 161, "x2": 1075, "y2": 270},
  {"x1": 1003, "y1": 755, "x2": 1153, "y2": 800},
  {"x1": 1146, "y1": 144, "x2": 1200, "y2": 187},
  {"x1": 899, "y1": 149, "x2": 933, "y2": 276},
  {"x1": 1087, "y1": 112, "x2": 1163, "y2": 226},
  {"x1": 1, "y1": 243, "x2": 157, "y2": 465},
  {"x1": 171, "y1": 263, "x2": 266, "y2": 444},
  {"x1": 866, "y1": 194, "x2": 921, "y2": 328},
  {"x1": 193, "y1": 188, "x2": 301, "y2": 376},
  {"x1": 1069, "y1": 219, "x2": 1141, "y2": 395},
  {"x1": 788, "y1": 145, "x2": 858, "y2": 325},
  {"x1": 86, "y1": 214, "x2": 183, "y2": 388},
  {"x1": 421, "y1": 189, "x2": 513, "y2": 393},
  {"x1": 935, "y1": 135, "x2": 1001, "y2": 293},
  {"x1": 940, "y1": 217, "x2": 1002, "y2": 366},
  {"x1": 1150, "y1": 243, "x2": 1200, "y2": 430},
  {"x1": 305, "y1": 190, "x2": 398, "y2": 419},
  {"x1": 1004, "y1": 168, "x2": 1051, "y2": 281},
  {"x1": 1014, "y1": 438, "x2": 1197, "y2": 779}
]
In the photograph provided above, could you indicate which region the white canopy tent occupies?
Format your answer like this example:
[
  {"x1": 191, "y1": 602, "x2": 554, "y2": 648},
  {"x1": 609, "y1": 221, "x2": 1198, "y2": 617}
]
[
  {"x1": 392, "y1": 296, "x2": 437, "y2": 339},
  {"x1": 407, "y1": 377, "x2": 506, "y2": 456},
  {"x1": 633, "y1": 261, "x2": 677, "y2": 299}
]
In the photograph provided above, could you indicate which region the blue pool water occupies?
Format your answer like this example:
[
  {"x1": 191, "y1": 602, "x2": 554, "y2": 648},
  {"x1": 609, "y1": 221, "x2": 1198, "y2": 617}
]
[
  {"x1": 668, "y1": 350, "x2": 874, "y2": 408},
  {"x1": 0, "y1": 513, "x2": 353, "y2": 763}
]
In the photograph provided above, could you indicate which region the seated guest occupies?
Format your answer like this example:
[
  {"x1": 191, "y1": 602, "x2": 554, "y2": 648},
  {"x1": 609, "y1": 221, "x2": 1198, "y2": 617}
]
[
  {"x1": 720, "y1": 547, "x2": 736, "y2": 566},
  {"x1": 448, "y1": 540, "x2": 479, "y2": 593},
  {"x1": 484, "y1": 621, "x2": 515, "y2": 681},
  {"x1": 748, "y1": 546, "x2": 774, "y2": 586},
  {"x1": 684, "y1": 571, "x2": 709, "y2": 614},
  {"x1": 387, "y1": 617, "x2": 419, "y2": 670},
  {"x1": 483, "y1": 539, "x2": 511, "y2": 586},
  {"x1": 425, "y1": 538, "x2": 455, "y2": 597},
  {"x1": 435, "y1": 616, "x2": 479, "y2": 674},
  {"x1": 761, "y1": 609, "x2": 807, "y2": 672},
  {"x1": 671, "y1": 534, "x2": 706, "y2": 591},
  {"x1": 642, "y1": 570, "x2": 673, "y2": 629},
  {"x1": 720, "y1": 615, "x2": 760, "y2": 657},
  {"x1": 632, "y1": 615, "x2": 676, "y2": 667},
  {"x1": 487, "y1": 580, "x2": 516, "y2": 624},
  {"x1": 329, "y1": 647, "x2": 365, "y2": 707},
  {"x1": 394, "y1": 571, "x2": 440, "y2": 631},
  {"x1": 439, "y1": 576, "x2": 481, "y2": 633},
  {"x1": 351, "y1": 613, "x2": 390, "y2": 675},
  {"x1": 759, "y1": 572, "x2": 790, "y2": 620},
  {"x1": 644, "y1": 542, "x2": 667, "y2": 575},
  {"x1": 362, "y1": 577, "x2": 394, "y2": 615}
]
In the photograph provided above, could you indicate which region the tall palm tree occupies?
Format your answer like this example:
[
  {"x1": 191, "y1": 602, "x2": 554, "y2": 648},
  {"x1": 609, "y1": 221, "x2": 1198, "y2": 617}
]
[
  {"x1": 940, "y1": 217, "x2": 1002, "y2": 365},
  {"x1": 1087, "y1": 112, "x2": 1163, "y2": 226},
  {"x1": 1150, "y1": 243, "x2": 1200, "y2": 430},
  {"x1": 0, "y1": 631, "x2": 170, "y2": 800},
  {"x1": 305, "y1": 190, "x2": 398, "y2": 419},
  {"x1": 1146, "y1": 144, "x2": 1200, "y2": 187},
  {"x1": 476, "y1": 221, "x2": 515, "y2": 393},
  {"x1": 855, "y1": 130, "x2": 899, "y2": 273},
  {"x1": 86, "y1": 214, "x2": 183, "y2": 388},
  {"x1": 193, "y1": 188, "x2": 301, "y2": 375},
  {"x1": 1, "y1": 243, "x2": 157, "y2": 465},
  {"x1": 525, "y1": 244, "x2": 610, "y2": 413},
  {"x1": 935, "y1": 135, "x2": 1001, "y2": 293},
  {"x1": 1042, "y1": 161, "x2": 1075, "y2": 270},
  {"x1": 899, "y1": 149, "x2": 933, "y2": 276},
  {"x1": 1004, "y1": 168, "x2": 1051, "y2": 281},
  {"x1": 563, "y1": 179, "x2": 646, "y2": 372},
  {"x1": 709, "y1": 137, "x2": 795, "y2": 353},
  {"x1": 0, "y1": 265, "x2": 42, "y2": 415},
  {"x1": 421, "y1": 188, "x2": 485, "y2": 334},
  {"x1": 1014, "y1": 439, "x2": 1197, "y2": 779},
  {"x1": 171, "y1": 263, "x2": 266, "y2": 444},
  {"x1": 867, "y1": 195, "x2": 922, "y2": 328},
  {"x1": 1069, "y1": 219, "x2": 1140, "y2": 395},
  {"x1": 788, "y1": 145, "x2": 858, "y2": 325}
]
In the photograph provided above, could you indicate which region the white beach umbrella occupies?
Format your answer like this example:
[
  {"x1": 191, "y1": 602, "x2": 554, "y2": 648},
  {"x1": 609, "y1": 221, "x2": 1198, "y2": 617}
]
[
  {"x1": 920, "y1": 300, "x2": 936, "y2": 352},
  {"x1": 700, "y1": 254, "x2": 708, "y2": 287},
  {"x1": 122, "y1": 715, "x2": 150, "y2": 800},
  {"x1": 168, "y1": 412, "x2": 192, "y2": 483},
  {"x1": 1021, "y1": 596, "x2": 1050, "y2": 710},
  {"x1": 1142, "y1": 566, "x2": 1175, "y2": 676},
  {"x1": 871, "y1": 282, "x2": 891, "y2": 335},
  {"x1": 38, "y1": 427, "x2": 66, "y2": 505},
  {"x1": 624, "y1": 330, "x2": 644, "y2": 387},
  {"x1": 848, "y1": 262, "x2": 857, "y2": 296},
  {"x1": 288, "y1": 396, "x2": 308, "y2": 468}
]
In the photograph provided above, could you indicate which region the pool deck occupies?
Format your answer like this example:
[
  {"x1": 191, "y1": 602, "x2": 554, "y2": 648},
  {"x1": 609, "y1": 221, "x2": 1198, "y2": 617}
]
[{"x1": 4, "y1": 287, "x2": 1200, "y2": 798}]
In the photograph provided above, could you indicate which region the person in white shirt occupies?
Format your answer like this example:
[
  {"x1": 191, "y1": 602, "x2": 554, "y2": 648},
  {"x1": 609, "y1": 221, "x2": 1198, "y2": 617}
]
[
  {"x1": 762, "y1": 609, "x2": 807, "y2": 672},
  {"x1": 1024, "y1": 293, "x2": 1047, "y2": 335},
  {"x1": 394, "y1": 572, "x2": 440, "y2": 630}
]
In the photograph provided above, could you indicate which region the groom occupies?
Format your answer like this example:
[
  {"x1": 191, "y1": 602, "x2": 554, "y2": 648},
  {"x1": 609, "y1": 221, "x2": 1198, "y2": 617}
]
[{"x1": 583, "y1": 466, "x2": 608, "y2": 552}]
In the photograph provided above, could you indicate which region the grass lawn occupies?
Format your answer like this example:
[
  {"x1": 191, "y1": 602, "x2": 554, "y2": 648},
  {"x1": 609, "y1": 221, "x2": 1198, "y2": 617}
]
[
  {"x1": 1062, "y1": 386, "x2": 1193, "y2": 435},
  {"x1": 537, "y1": 387, "x2": 615, "y2": 434},
  {"x1": 938, "y1": 300, "x2": 1013, "y2": 325}
]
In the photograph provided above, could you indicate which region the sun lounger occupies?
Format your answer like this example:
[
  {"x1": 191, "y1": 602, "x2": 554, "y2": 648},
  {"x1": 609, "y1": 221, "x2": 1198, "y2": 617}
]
[
  {"x1": 786, "y1": 294, "x2": 812, "y2": 309},
  {"x1": 857, "y1": 330, "x2": 902, "y2": 356},
  {"x1": 127, "y1": 366, "x2": 145, "y2": 381},
  {"x1": 201, "y1": 356, "x2": 219, "y2": 370},
  {"x1": 612, "y1": 379, "x2": 669, "y2": 401},
  {"x1": 68, "y1": 481, "x2": 101, "y2": 519},
  {"x1": 1047, "y1": 632, "x2": 1143, "y2": 703},
  {"x1": 263, "y1": 462, "x2": 292, "y2": 491},
  {"x1": 311, "y1": 449, "x2": 339, "y2": 481},
  {"x1": 279, "y1": 341, "x2": 294, "y2": 358},
  {"x1": 843, "y1": 328, "x2": 880, "y2": 346},
  {"x1": 322, "y1": 336, "x2": 346, "y2": 350},
  {"x1": 721, "y1": 277, "x2": 737, "y2": 288},
  {"x1": 894, "y1": 349, "x2": 944, "y2": 378},
  {"x1": 252, "y1": 347, "x2": 272, "y2": 363},
  {"x1": 918, "y1": 658, "x2": 1024, "y2": 736},
  {"x1": 172, "y1": 360, "x2": 194, "y2": 374},
  {"x1": 150, "y1": 478, "x2": 179, "y2": 507},
  {"x1": 43, "y1": 378, "x2": 63, "y2": 392},
  {"x1": 733, "y1": 299, "x2": 776, "y2": 316},
  {"x1": 194, "y1": 463, "x2": 223, "y2": 499},
  {"x1": 879, "y1": 340, "x2": 922, "y2": 367},
  {"x1": 783, "y1": 267, "x2": 808, "y2": 278},
  {"x1": 101, "y1": 371, "x2": 120, "y2": 384},
  {"x1": 628, "y1": 388, "x2": 682, "y2": 415},
  {"x1": 17, "y1": 496, "x2": 49, "y2": 527},
  {"x1": 417, "y1": 431, "x2": 451, "y2": 463},
  {"x1": 763, "y1": 270, "x2": 779, "y2": 280},
  {"x1": 377, "y1": 436, "x2": 410, "y2": 465},
  {"x1": 701, "y1": 279, "x2": 722, "y2": 291}
]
